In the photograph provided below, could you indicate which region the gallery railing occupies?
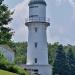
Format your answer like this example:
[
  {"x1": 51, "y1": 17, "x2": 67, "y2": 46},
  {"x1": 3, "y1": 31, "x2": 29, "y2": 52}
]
[{"x1": 25, "y1": 17, "x2": 50, "y2": 23}]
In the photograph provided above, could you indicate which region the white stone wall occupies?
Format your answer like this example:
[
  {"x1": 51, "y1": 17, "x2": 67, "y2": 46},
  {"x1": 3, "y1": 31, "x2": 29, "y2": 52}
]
[
  {"x1": 0, "y1": 45, "x2": 15, "y2": 63},
  {"x1": 29, "y1": 4, "x2": 46, "y2": 21},
  {"x1": 27, "y1": 22, "x2": 48, "y2": 65},
  {"x1": 22, "y1": 64, "x2": 52, "y2": 75}
]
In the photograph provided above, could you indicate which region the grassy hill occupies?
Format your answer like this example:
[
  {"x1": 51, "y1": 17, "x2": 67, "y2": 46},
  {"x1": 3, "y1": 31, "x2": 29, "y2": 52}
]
[{"x1": 0, "y1": 70, "x2": 18, "y2": 75}]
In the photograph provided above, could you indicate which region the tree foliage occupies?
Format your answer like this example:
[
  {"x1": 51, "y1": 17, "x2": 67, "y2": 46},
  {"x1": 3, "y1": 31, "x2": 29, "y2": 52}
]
[
  {"x1": 52, "y1": 45, "x2": 67, "y2": 75},
  {"x1": 10, "y1": 42, "x2": 27, "y2": 64},
  {"x1": 48, "y1": 42, "x2": 59, "y2": 64},
  {"x1": 0, "y1": 0, "x2": 13, "y2": 45},
  {"x1": 0, "y1": 51, "x2": 9, "y2": 70},
  {"x1": 67, "y1": 48, "x2": 75, "y2": 75}
]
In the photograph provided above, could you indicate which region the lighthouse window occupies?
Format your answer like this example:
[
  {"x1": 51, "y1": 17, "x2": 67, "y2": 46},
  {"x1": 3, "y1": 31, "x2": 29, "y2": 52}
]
[
  {"x1": 30, "y1": 6, "x2": 38, "y2": 8},
  {"x1": 29, "y1": 15, "x2": 38, "y2": 18},
  {"x1": 35, "y1": 42, "x2": 37, "y2": 48},
  {"x1": 35, "y1": 58, "x2": 37, "y2": 63},
  {"x1": 35, "y1": 27, "x2": 37, "y2": 32}
]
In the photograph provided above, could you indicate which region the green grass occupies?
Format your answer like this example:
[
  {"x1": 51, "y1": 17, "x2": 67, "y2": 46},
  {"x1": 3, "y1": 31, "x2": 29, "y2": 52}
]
[
  {"x1": 25, "y1": 71, "x2": 30, "y2": 75},
  {"x1": 0, "y1": 70, "x2": 18, "y2": 75}
]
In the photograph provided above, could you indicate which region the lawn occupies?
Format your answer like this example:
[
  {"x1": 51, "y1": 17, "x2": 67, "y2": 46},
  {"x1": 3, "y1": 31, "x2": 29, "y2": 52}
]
[{"x1": 0, "y1": 70, "x2": 18, "y2": 75}]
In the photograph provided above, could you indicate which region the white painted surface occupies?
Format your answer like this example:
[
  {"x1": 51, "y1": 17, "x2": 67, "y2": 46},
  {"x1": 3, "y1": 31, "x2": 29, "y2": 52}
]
[
  {"x1": 29, "y1": 4, "x2": 46, "y2": 21},
  {"x1": 22, "y1": 64, "x2": 52, "y2": 75},
  {"x1": 27, "y1": 22, "x2": 48, "y2": 65},
  {"x1": 25, "y1": 0, "x2": 52, "y2": 75},
  {"x1": 0, "y1": 45, "x2": 15, "y2": 63}
]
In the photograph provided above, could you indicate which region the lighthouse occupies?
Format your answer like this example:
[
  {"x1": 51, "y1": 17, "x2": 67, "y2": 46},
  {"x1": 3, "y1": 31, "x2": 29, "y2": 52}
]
[{"x1": 25, "y1": 0, "x2": 52, "y2": 75}]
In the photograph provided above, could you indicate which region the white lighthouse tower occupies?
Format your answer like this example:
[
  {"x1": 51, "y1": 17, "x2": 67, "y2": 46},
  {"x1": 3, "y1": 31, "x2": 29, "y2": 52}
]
[{"x1": 25, "y1": 0, "x2": 52, "y2": 75}]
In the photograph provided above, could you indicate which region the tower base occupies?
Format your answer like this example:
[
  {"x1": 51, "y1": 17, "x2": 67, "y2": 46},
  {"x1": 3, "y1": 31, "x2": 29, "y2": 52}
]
[{"x1": 22, "y1": 64, "x2": 52, "y2": 75}]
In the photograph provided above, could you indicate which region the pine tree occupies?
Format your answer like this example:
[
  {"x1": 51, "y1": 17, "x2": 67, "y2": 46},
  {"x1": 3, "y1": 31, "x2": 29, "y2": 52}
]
[
  {"x1": 0, "y1": 0, "x2": 4, "y2": 5},
  {"x1": 67, "y1": 48, "x2": 75, "y2": 75},
  {"x1": 52, "y1": 45, "x2": 67, "y2": 75},
  {"x1": 0, "y1": 0, "x2": 13, "y2": 45}
]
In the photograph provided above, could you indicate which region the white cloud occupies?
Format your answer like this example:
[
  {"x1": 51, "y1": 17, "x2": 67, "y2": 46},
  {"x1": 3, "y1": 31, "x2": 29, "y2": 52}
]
[
  {"x1": 56, "y1": 0, "x2": 75, "y2": 7},
  {"x1": 68, "y1": 0, "x2": 75, "y2": 8},
  {"x1": 68, "y1": 0, "x2": 75, "y2": 19},
  {"x1": 56, "y1": 0, "x2": 62, "y2": 6},
  {"x1": 10, "y1": 0, "x2": 75, "y2": 45},
  {"x1": 11, "y1": 0, "x2": 29, "y2": 42}
]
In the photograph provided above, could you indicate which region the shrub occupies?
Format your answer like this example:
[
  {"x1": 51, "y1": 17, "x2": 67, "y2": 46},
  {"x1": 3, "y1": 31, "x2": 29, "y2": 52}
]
[
  {"x1": 8, "y1": 65, "x2": 18, "y2": 73},
  {"x1": 8, "y1": 65, "x2": 25, "y2": 75},
  {"x1": 0, "y1": 51, "x2": 9, "y2": 70}
]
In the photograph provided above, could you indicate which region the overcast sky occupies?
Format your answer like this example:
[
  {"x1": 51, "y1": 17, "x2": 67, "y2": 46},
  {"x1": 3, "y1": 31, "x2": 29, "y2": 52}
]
[{"x1": 4, "y1": 0, "x2": 75, "y2": 45}]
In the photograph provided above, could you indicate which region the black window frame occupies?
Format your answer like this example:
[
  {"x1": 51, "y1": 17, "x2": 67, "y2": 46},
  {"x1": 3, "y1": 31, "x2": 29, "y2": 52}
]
[
  {"x1": 35, "y1": 27, "x2": 37, "y2": 32},
  {"x1": 29, "y1": 15, "x2": 38, "y2": 18},
  {"x1": 35, "y1": 42, "x2": 37, "y2": 48},
  {"x1": 35, "y1": 58, "x2": 37, "y2": 63},
  {"x1": 29, "y1": 6, "x2": 38, "y2": 8}
]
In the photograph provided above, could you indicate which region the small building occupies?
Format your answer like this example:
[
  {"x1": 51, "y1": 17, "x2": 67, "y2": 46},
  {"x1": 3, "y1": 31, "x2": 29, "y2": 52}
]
[{"x1": 0, "y1": 45, "x2": 15, "y2": 63}]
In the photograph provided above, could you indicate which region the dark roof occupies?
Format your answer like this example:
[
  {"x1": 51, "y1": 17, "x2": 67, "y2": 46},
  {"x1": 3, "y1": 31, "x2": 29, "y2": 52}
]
[{"x1": 29, "y1": 0, "x2": 46, "y2": 6}]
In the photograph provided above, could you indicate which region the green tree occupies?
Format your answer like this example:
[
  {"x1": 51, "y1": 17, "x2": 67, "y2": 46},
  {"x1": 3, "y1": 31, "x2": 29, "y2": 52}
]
[
  {"x1": 67, "y1": 48, "x2": 75, "y2": 75},
  {"x1": 0, "y1": 51, "x2": 9, "y2": 70},
  {"x1": 48, "y1": 42, "x2": 59, "y2": 64},
  {"x1": 0, "y1": 0, "x2": 13, "y2": 45},
  {"x1": 13, "y1": 42, "x2": 27, "y2": 64},
  {"x1": 52, "y1": 45, "x2": 67, "y2": 75}
]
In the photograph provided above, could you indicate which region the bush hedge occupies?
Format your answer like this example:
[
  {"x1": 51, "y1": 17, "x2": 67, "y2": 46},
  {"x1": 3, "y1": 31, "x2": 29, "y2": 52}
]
[{"x1": 0, "y1": 52, "x2": 26, "y2": 75}]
